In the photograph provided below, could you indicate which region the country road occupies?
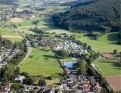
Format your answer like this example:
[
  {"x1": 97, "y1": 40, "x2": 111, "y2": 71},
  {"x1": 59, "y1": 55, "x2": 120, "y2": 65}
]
[
  {"x1": 14, "y1": 28, "x2": 32, "y2": 70},
  {"x1": 14, "y1": 47, "x2": 32, "y2": 69}
]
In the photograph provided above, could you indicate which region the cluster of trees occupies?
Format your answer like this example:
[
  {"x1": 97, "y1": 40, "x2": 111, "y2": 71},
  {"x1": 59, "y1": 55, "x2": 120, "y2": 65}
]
[
  {"x1": 9, "y1": 39, "x2": 27, "y2": 65},
  {"x1": 0, "y1": 35, "x2": 12, "y2": 49},
  {"x1": 0, "y1": 39, "x2": 27, "y2": 83},
  {"x1": 53, "y1": 0, "x2": 121, "y2": 33},
  {"x1": 0, "y1": 65, "x2": 14, "y2": 82},
  {"x1": 29, "y1": 27, "x2": 44, "y2": 34}
]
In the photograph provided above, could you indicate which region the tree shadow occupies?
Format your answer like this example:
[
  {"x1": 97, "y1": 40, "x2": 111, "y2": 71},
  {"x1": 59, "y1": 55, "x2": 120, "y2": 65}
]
[
  {"x1": 107, "y1": 32, "x2": 119, "y2": 43},
  {"x1": 112, "y1": 62, "x2": 121, "y2": 67},
  {"x1": 56, "y1": 73, "x2": 63, "y2": 76},
  {"x1": 54, "y1": 83, "x2": 60, "y2": 85},
  {"x1": 99, "y1": 60, "x2": 121, "y2": 68},
  {"x1": 43, "y1": 55, "x2": 55, "y2": 59}
]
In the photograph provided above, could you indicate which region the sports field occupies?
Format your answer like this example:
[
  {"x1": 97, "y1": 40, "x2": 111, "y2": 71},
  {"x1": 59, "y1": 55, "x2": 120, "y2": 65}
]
[
  {"x1": 20, "y1": 48, "x2": 63, "y2": 76},
  {"x1": 94, "y1": 58, "x2": 121, "y2": 76}
]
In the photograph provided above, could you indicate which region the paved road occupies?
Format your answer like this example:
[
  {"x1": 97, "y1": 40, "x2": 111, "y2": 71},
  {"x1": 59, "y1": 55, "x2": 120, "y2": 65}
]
[
  {"x1": 14, "y1": 28, "x2": 32, "y2": 70},
  {"x1": 14, "y1": 46, "x2": 32, "y2": 69}
]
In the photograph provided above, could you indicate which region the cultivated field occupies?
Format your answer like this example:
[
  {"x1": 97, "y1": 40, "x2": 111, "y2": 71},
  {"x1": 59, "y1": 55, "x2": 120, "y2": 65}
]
[
  {"x1": 20, "y1": 48, "x2": 63, "y2": 76},
  {"x1": 11, "y1": 18, "x2": 23, "y2": 23},
  {"x1": 94, "y1": 58, "x2": 121, "y2": 76},
  {"x1": 106, "y1": 76, "x2": 121, "y2": 91}
]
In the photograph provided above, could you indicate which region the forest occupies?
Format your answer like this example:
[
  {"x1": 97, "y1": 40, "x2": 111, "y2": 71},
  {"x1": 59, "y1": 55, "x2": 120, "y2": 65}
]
[{"x1": 53, "y1": 0, "x2": 121, "y2": 33}]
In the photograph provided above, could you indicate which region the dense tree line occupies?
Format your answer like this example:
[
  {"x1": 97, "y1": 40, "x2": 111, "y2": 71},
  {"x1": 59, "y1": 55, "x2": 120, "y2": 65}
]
[
  {"x1": 29, "y1": 27, "x2": 44, "y2": 34},
  {"x1": 53, "y1": 0, "x2": 121, "y2": 33}
]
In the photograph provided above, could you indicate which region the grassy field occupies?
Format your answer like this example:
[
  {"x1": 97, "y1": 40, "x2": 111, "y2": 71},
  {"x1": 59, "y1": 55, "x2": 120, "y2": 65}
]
[
  {"x1": 75, "y1": 32, "x2": 121, "y2": 53},
  {"x1": 20, "y1": 48, "x2": 63, "y2": 76},
  {"x1": 94, "y1": 58, "x2": 121, "y2": 76},
  {"x1": 0, "y1": 27, "x2": 21, "y2": 36},
  {"x1": 4, "y1": 37, "x2": 23, "y2": 42}
]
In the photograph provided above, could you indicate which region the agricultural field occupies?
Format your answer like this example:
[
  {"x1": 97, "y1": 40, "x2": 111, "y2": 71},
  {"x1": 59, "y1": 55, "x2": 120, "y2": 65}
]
[
  {"x1": 10, "y1": 18, "x2": 23, "y2": 23},
  {"x1": 75, "y1": 32, "x2": 121, "y2": 53},
  {"x1": 20, "y1": 48, "x2": 63, "y2": 76},
  {"x1": 94, "y1": 58, "x2": 121, "y2": 76}
]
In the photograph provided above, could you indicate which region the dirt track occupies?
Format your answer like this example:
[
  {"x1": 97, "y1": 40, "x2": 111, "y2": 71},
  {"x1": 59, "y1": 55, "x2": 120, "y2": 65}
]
[{"x1": 106, "y1": 76, "x2": 121, "y2": 91}]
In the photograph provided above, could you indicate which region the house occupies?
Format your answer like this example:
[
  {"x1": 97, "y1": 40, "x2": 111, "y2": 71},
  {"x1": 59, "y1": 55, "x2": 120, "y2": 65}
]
[
  {"x1": 70, "y1": 89, "x2": 76, "y2": 93},
  {"x1": 92, "y1": 82, "x2": 101, "y2": 92},
  {"x1": 80, "y1": 81, "x2": 90, "y2": 92},
  {"x1": 0, "y1": 85, "x2": 10, "y2": 93},
  {"x1": 43, "y1": 87, "x2": 51, "y2": 93},
  {"x1": 69, "y1": 81, "x2": 77, "y2": 89},
  {"x1": 61, "y1": 80, "x2": 68, "y2": 88},
  {"x1": 64, "y1": 67, "x2": 70, "y2": 74},
  {"x1": 78, "y1": 75, "x2": 87, "y2": 82},
  {"x1": 49, "y1": 88, "x2": 55, "y2": 93},
  {"x1": 15, "y1": 75, "x2": 25, "y2": 83}
]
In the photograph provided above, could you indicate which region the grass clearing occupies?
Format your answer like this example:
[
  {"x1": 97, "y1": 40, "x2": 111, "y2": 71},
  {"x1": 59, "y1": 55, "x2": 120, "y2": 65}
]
[
  {"x1": 20, "y1": 48, "x2": 63, "y2": 76},
  {"x1": 94, "y1": 58, "x2": 121, "y2": 76}
]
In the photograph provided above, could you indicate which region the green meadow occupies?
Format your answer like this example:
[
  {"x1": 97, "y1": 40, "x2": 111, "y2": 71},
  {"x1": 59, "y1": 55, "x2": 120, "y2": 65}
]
[
  {"x1": 75, "y1": 32, "x2": 121, "y2": 53},
  {"x1": 94, "y1": 58, "x2": 121, "y2": 76},
  {"x1": 0, "y1": 27, "x2": 21, "y2": 36},
  {"x1": 20, "y1": 48, "x2": 63, "y2": 76}
]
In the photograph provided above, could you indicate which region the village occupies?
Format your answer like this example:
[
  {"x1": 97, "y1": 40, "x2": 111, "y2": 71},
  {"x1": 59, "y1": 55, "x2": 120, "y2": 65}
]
[
  {"x1": 0, "y1": 34, "x2": 103, "y2": 93},
  {"x1": 0, "y1": 11, "x2": 39, "y2": 20}
]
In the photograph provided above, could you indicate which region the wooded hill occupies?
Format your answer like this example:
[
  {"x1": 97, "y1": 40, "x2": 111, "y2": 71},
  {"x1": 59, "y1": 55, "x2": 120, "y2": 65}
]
[
  {"x1": 0, "y1": 0, "x2": 18, "y2": 5},
  {"x1": 53, "y1": 0, "x2": 121, "y2": 32}
]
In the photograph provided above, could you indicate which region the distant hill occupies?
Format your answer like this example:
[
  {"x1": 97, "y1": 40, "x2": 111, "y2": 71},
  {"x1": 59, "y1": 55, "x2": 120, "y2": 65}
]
[
  {"x1": 0, "y1": 0, "x2": 18, "y2": 5},
  {"x1": 53, "y1": 0, "x2": 121, "y2": 32}
]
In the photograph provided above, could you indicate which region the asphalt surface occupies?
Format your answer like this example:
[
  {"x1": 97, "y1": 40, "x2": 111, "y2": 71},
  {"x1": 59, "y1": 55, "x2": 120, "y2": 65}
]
[{"x1": 14, "y1": 28, "x2": 32, "y2": 70}]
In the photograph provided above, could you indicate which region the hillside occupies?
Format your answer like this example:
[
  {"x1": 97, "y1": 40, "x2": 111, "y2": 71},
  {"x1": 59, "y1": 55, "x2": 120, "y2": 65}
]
[
  {"x1": 53, "y1": 0, "x2": 121, "y2": 32},
  {"x1": 0, "y1": 0, "x2": 18, "y2": 5}
]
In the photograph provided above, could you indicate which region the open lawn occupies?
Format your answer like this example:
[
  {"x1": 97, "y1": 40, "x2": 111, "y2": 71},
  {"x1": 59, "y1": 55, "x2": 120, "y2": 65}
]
[
  {"x1": 76, "y1": 32, "x2": 121, "y2": 53},
  {"x1": 94, "y1": 58, "x2": 121, "y2": 76},
  {"x1": 20, "y1": 48, "x2": 63, "y2": 76}
]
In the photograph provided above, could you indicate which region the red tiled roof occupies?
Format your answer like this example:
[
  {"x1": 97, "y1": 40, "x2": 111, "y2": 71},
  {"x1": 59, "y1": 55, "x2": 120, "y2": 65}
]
[
  {"x1": 102, "y1": 53, "x2": 113, "y2": 58},
  {"x1": 83, "y1": 81, "x2": 90, "y2": 90}
]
